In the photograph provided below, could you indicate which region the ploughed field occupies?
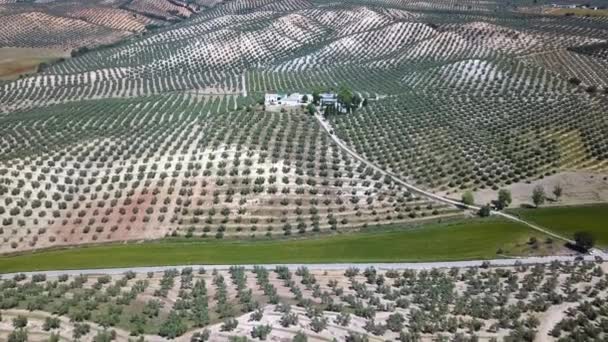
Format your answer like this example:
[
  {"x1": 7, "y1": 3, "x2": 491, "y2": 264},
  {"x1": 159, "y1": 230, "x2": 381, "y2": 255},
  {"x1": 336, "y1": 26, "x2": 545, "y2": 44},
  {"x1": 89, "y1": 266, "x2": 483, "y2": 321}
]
[
  {"x1": 1, "y1": 261, "x2": 608, "y2": 341},
  {"x1": 0, "y1": 0, "x2": 607, "y2": 254}
]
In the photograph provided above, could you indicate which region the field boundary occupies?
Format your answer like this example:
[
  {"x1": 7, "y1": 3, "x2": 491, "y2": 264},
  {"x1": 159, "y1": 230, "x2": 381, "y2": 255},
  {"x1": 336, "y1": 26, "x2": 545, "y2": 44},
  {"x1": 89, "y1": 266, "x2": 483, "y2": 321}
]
[
  {"x1": 315, "y1": 112, "x2": 589, "y2": 248},
  {"x1": 1, "y1": 255, "x2": 599, "y2": 278}
]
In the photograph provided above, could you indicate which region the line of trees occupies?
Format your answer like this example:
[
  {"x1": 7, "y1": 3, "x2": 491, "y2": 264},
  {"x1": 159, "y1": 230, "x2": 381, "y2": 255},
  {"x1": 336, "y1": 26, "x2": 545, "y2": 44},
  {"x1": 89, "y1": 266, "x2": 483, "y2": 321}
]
[{"x1": 463, "y1": 183, "x2": 565, "y2": 215}]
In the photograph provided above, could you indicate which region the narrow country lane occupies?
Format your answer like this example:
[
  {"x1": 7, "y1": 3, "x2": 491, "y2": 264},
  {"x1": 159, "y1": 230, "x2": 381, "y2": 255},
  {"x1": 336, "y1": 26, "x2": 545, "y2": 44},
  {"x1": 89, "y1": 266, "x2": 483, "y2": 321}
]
[{"x1": 0, "y1": 255, "x2": 601, "y2": 278}]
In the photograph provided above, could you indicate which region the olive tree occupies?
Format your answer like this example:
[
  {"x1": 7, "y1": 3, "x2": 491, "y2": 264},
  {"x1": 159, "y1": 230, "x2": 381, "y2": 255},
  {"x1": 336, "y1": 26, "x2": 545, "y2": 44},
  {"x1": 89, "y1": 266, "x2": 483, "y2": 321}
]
[
  {"x1": 532, "y1": 185, "x2": 545, "y2": 207},
  {"x1": 496, "y1": 189, "x2": 512, "y2": 210},
  {"x1": 461, "y1": 191, "x2": 474, "y2": 205}
]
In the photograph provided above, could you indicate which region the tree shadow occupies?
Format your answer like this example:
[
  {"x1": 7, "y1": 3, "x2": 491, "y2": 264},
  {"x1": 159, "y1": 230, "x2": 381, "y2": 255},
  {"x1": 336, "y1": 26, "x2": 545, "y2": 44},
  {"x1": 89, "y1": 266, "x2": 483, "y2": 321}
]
[{"x1": 565, "y1": 242, "x2": 588, "y2": 254}]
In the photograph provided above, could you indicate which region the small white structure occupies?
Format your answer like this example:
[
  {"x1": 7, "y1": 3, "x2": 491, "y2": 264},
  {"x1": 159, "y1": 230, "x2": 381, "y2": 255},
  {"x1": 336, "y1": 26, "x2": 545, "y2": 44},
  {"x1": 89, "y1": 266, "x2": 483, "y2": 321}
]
[
  {"x1": 551, "y1": 4, "x2": 578, "y2": 8},
  {"x1": 320, "y1": 92, "x2": 355, "y2": 113},
  {"x1": 264, "y1": 93, "x2": 312, "y2": 107},
  {"x1": 319, "y1": 93, "x2": 338, "y2": 107},
  {"x1": 264, "y1": 93, "x2": 282, "y2": 105}
]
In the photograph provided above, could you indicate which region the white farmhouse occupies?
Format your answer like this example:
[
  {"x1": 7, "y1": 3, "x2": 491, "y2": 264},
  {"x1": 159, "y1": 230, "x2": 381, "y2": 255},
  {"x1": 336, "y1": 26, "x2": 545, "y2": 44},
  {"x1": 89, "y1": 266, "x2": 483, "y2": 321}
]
[
  {"x1": 264, "y1": 93, "x2": 282, "y2": 105},
  {"x1": 319, "y1": 93, "x2": 337, "y2": 107},
  {"x1": 551, "y1": 4, "x2": 579, "y2": 8},
  {"x1": 264, "y1": 93, "x2": 312, "y2": 107},
  {"x1": 319, "y1": 92, "x2": 350, "y2": 113}
]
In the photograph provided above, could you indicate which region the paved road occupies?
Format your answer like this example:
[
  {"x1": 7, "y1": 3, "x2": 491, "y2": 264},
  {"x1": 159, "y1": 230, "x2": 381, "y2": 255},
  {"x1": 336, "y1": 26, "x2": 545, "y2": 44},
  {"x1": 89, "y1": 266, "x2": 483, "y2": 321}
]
[
  {"x1": 1, "y1": 255, "x2": 600, "y2": 278},
  {"x1": 313, "y1": 113, "x2": 608, "y2": 258}
]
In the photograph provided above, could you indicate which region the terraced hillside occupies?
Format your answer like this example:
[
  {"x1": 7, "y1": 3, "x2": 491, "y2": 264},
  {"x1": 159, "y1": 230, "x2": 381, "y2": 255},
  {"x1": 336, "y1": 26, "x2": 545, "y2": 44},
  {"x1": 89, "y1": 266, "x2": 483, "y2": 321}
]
[
  {"x1": 0, "y1": 0, "x2": 213, "y2": 80},
  {"x1": 1, "y1": 0, "x2": 607, "y2": 253},
  {"x1": 0, "y1": 0, "x2": 208, "y2": 50},
  {"x1": 1, "y1": 261, "x2": 608, "y2": 341}
]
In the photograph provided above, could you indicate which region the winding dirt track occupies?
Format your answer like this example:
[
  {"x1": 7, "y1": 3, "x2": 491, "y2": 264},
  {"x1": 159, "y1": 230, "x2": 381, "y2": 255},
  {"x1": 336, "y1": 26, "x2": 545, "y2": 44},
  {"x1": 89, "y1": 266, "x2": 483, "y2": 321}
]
[{"x1": 313, "y1": 112, "x2": 608, "y2": 259}]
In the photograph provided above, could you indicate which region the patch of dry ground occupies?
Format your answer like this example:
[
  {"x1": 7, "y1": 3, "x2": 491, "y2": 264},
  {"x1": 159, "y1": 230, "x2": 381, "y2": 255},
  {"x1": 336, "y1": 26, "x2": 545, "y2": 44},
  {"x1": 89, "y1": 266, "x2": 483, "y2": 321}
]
[
  {"x1": 544, "y1": 7, "x2": 608, "y2": 17},
  {"x1": 534, "y1": 303, "x2": 577, "y2": 342},
  {"x1": 0, "y1": 47, "x2": 68, "y2": 80},
  {"x1": 473, "y1": 171, "x2": 608, "y2": 207}
]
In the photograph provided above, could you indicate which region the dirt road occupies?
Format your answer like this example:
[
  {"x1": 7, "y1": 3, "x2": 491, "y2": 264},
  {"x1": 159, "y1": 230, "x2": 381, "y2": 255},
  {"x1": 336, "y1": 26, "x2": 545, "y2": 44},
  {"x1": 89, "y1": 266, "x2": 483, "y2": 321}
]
[{"x1": 313, "y1": 112, "x2": 608, "y2": 258}]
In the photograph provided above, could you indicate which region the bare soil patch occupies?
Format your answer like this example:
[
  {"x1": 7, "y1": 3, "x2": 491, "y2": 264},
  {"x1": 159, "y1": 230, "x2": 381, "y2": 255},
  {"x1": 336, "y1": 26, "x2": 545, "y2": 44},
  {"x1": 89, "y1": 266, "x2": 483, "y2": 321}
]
[
  {"x1": 0, "y1": 47, "x2": 67, "y2": 80},
  {"x1": 474, "y1": 171, "x2": 608, "y2": 207}
]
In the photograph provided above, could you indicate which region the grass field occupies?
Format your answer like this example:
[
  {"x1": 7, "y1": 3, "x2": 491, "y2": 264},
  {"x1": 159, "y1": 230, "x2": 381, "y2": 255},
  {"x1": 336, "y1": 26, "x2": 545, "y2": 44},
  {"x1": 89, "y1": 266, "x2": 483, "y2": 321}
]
[
  {"x1": 512, "y1": 204, "x2": 608, "y2": 246},
  {"x1": 0, "y1": 218, "x2": 552, "y2": 273}
]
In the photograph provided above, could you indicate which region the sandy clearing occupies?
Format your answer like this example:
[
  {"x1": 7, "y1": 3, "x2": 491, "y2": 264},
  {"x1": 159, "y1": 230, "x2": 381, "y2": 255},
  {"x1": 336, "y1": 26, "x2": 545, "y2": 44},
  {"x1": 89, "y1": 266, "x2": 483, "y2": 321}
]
[
  {"x1": 0, "y1": 308, "x2": 137, "y2": 342},
  {"x1": 0, "y1": 47, "x2": 69, "y2": 61},
  {"x1": 0, "y1": 47, "x2": 68, "y2": 80},
  {"x1": 474, "y1": 171, "x2": 608, "y2": 207},
  {"x1": 535, "y1": 302, "x2": 577, "y2": 342}
]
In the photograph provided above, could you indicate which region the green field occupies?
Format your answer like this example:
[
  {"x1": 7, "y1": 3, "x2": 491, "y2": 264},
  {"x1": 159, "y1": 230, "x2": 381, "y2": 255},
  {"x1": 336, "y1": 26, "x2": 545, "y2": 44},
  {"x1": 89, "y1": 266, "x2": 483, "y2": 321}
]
[
  {"x1": 512, "y1": 204, "x2": 608, "y2": 246},
  {"x1": 0, "y1": 218, "x2": 552, "y2": 273}
]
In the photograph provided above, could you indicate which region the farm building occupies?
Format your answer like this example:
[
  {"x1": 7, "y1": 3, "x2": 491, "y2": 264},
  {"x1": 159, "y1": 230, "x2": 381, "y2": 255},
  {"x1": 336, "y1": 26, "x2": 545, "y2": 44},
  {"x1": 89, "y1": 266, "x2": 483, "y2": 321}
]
[
  {"x1": 319, "y1": 93, "x2": 338, "y2": 107},
  {"x1": 550, "y1": 4, "x2": 579, "y2": 8},
  {"x1": 264, "y1": 93, "x2": 282, "y2": 105},
  {"x1": 320, "y1": 92, "x2": 354, "y2": 113},
  {"x1": 264, "y1": 93, "x2": 312, "y2": 106}
]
